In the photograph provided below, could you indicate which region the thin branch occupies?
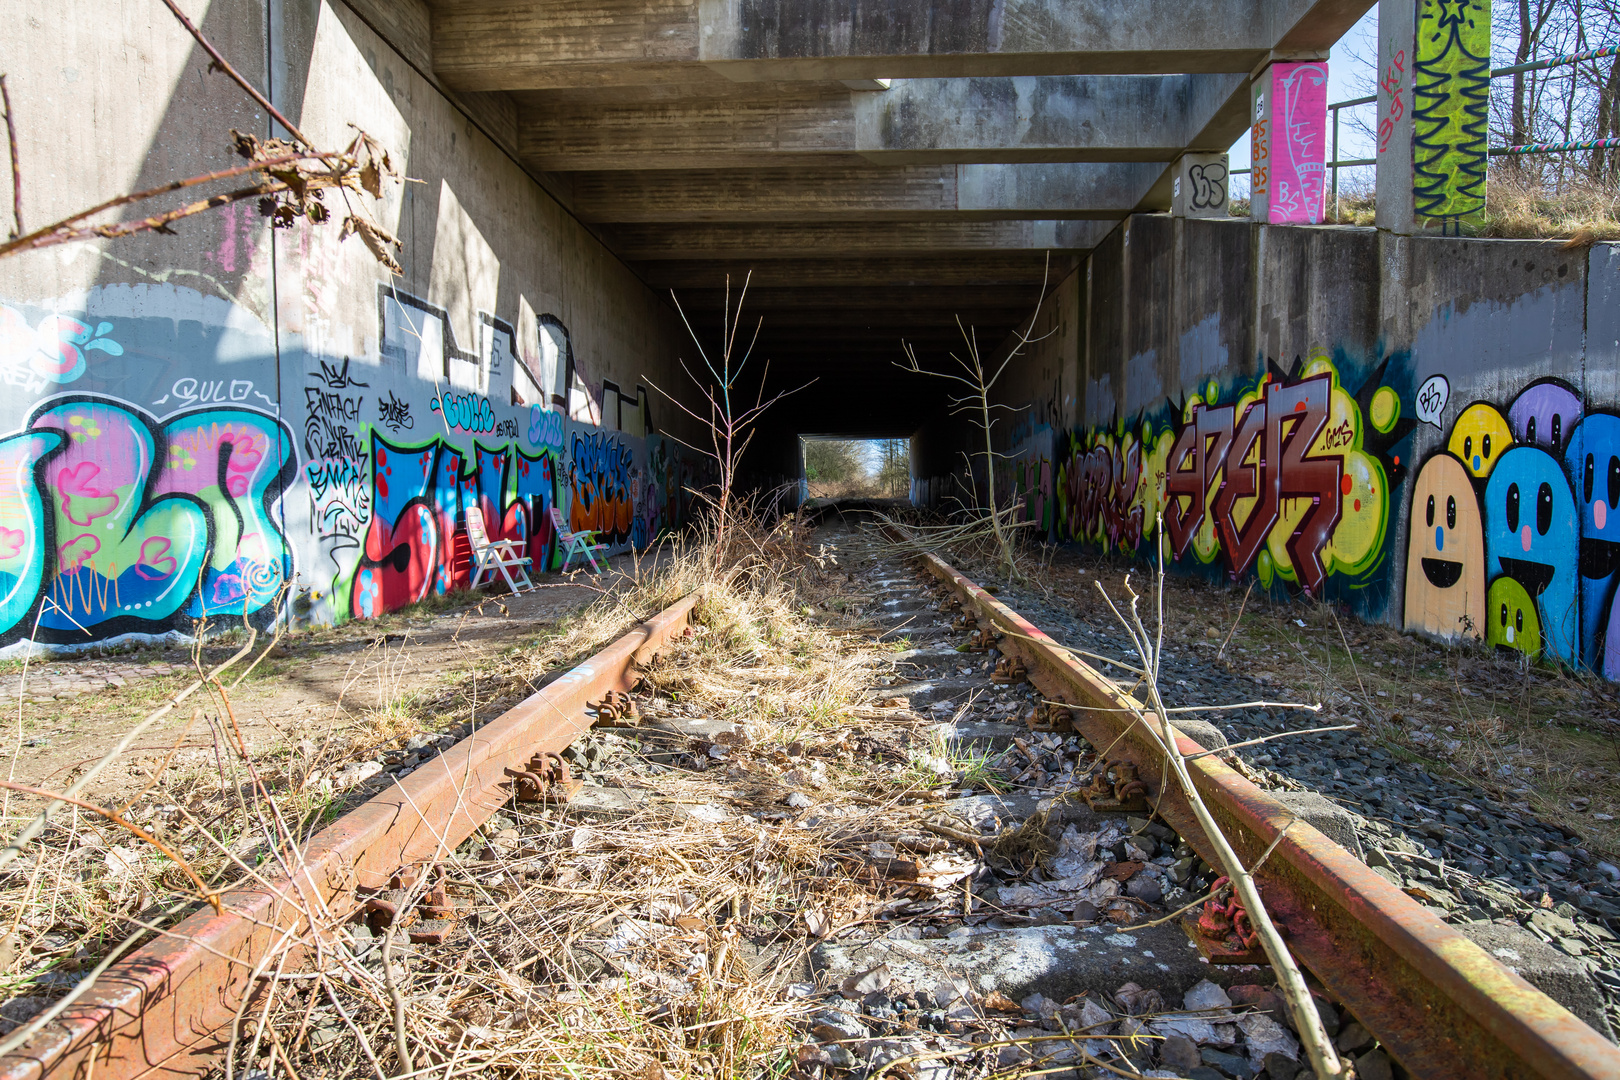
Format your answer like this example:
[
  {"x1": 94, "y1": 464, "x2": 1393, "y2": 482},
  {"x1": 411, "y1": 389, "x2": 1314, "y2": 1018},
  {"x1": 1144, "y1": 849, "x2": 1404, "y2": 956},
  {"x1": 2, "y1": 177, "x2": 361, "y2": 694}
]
[
  {"x1": 157, "y1": 0, "x2": 313, "y2": 148},
  {"x1": 0, "y1": 75, "x2": 19, "y2": 239},
  {"x1": 0, "y1": 150, "x2": 336, "y2": 258}
]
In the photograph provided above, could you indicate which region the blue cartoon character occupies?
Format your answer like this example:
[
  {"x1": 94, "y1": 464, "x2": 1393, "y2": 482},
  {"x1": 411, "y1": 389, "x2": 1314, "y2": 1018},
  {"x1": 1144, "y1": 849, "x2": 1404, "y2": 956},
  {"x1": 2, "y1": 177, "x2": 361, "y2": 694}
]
[
  {"x1": 1483, "y1": 446, "x2": 1579, "y2": 667},
  {"x1": 1564, "y1": 412, "x2": 1620, "y2": 675}
]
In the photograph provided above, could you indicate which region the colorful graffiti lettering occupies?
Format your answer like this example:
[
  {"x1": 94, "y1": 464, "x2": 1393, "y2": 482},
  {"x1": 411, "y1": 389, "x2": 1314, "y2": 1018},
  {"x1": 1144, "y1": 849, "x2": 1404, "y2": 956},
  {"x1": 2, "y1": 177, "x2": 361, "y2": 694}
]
[
  {"x1": 0, "y1": 395, "x2": 295, "y2": 644},
  {"x1": 1411, "y1": 0, "x2": 1490, "y2": 220},
  {"x1": 1049, "y1": 354, "x2": 1410, "y2": 608},
  {"x1": 351, "y1": 433, "x2": 557, "y2": 618},
  {"x1": 569, "y1": 430, "x2": 634, "y2": 546},
  {"x1": 0, "y1": 308, "x2": 124, "y2": 392}
]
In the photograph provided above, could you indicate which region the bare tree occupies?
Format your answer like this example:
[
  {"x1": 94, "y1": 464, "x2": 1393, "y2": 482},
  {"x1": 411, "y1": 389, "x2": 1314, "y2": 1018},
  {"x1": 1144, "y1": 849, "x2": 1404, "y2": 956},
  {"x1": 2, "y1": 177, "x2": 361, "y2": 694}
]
[
  {"x1": 647, "y1": 272, "x2": 814, "y2": 556},
  {"x1": 896, "y1": 256, "x2": 1056, "y2": 579}
]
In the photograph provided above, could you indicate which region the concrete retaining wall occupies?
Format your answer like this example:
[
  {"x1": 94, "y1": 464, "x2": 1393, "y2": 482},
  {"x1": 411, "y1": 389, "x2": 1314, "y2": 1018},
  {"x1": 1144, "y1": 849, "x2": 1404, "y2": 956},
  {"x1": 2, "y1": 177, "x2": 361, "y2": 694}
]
[
  {"x1": 0, "y1": 0, "x2": 704, "y2": 651},
  {"x1": 981, "y1": 215, "x2": 1620, "y2": 679}
]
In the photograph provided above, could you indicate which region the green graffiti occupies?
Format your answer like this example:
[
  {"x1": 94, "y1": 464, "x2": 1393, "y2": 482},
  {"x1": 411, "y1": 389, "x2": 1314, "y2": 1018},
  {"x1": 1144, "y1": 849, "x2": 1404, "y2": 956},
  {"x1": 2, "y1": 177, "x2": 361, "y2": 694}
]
[{"x1": 1412, "y1": 0, "x2": 1491, "y2": 220}]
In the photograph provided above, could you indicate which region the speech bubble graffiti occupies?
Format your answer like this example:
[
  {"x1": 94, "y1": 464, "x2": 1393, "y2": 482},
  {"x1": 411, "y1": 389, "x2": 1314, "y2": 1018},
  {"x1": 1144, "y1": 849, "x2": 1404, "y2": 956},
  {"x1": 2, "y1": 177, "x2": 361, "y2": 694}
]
[{"x1": 1416, "y1": 375, "x2": 1450, "y2": 428}]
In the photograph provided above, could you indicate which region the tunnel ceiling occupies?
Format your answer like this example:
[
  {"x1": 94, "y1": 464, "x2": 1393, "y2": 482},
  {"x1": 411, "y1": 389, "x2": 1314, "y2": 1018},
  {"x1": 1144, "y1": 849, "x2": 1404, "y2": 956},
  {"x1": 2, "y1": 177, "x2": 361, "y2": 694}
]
[{"x1": 424, "y1": 0, "x2": 1371, "y2": 423}]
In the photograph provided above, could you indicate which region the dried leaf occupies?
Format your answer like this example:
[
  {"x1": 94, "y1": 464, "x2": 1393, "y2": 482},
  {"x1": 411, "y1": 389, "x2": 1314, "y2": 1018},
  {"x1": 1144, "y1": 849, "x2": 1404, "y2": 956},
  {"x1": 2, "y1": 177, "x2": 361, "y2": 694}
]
[
  {"x1": 359, "y1": 159, "x2": 382, "y2": 199},
  {"x1": 839, "y1": 963, "x2": 891, "y2": 999},
  {"x1": 982, "y1": 990, "x2": 1020, "y2": 1012},
  {"x1": 1102, "y1": 861, "x2": 1144, "y2": 882}
]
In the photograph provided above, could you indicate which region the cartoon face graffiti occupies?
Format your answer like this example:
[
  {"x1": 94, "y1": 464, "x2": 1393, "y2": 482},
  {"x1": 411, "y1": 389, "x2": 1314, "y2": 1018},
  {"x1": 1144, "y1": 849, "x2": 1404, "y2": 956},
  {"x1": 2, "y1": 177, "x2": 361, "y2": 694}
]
[
  {"x1": 1448, "y1": 402, "x2": 1514, "y2": 478},
  {"x1": 1509, "y1": 379, "x2": 1582, "y2": 455},
  {"x1": 1487, "y1": 576, "x2": 1543, "y2": 658},
  {"x1": 1565, "y1": 412, "x2": 1620, "y2": 673},
  {"x1": 1403, "y1": 453, "x2": 1485, "y2": 640},
  {"x1": 1483, "y1": 446, "x2": 1579, "y2": 666}
]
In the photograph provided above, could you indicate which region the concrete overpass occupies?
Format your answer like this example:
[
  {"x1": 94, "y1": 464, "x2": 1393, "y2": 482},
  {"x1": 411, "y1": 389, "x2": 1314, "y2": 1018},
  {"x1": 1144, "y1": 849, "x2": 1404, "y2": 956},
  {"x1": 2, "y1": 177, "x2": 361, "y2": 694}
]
[{"x1": 381, "y1": 0, "x2": 1372, "y2": 424}]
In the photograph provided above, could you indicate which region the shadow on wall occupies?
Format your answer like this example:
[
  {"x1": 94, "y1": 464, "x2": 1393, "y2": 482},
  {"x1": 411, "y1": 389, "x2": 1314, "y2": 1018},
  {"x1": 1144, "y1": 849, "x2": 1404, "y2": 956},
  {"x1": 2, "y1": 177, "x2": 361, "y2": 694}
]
[{"x1": 1001, "y1": 351, "x2": 1620, "y2": 681}]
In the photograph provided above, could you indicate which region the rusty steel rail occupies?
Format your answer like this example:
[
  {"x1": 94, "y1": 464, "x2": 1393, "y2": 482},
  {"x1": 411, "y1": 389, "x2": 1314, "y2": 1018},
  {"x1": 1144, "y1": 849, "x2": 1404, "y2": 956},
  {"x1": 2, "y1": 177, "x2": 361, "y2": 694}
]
[
  {"x1": 919, "y1": 552, "x2": 1620, "y2": 1080},
  {"x1": 0, "y1": 592, "x2": 702, "y2": 1080}
]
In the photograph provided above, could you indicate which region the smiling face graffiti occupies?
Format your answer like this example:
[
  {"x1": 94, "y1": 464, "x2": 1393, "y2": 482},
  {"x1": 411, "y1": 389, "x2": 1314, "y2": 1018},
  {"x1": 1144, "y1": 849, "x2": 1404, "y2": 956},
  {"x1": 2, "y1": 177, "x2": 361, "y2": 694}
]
[
  {"x1": 1509, "y1": 379, "x2": 1582, "y2": 455},
  {"x1": 1487, "y1": 575, "x2": 1543, "y2": 658},
  {"x1": 1448, "y1": 402, "x2": 1515, "y2": 478},
  {"x1": 1484, "y1": 445, "x2": 1580, "y2": 666},
  {"x1": 1404, "y1": 453, "x2": 1485, "y2": 640}
]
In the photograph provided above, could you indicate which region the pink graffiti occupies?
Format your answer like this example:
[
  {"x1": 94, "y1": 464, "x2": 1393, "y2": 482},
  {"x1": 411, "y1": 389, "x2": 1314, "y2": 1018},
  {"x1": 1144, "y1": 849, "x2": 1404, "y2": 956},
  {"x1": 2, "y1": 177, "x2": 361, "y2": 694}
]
[
  {"x1": 59, "y1": 534, "x2": 99, "y2": 573},
  {"x1": 1268, "y1": 62, "x2": 1328, "y2": 224},
  {"x1": 0, "y1": 528, "x2": 21, "y2": 561},
  {"x1": 56, "y1": 461, "x2": 119, "y2": 525},
  {"x1": 136, "y1": 537, "x2": 177, "y2": 580}
]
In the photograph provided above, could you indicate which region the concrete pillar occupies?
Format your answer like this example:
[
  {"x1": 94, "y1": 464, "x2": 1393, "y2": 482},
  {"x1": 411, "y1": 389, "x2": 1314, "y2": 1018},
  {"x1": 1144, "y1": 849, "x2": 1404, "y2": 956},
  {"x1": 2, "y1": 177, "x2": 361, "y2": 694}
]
[
  {"x1": 1377, "y1": 0, "x2": 1492, "y2": 234},
  {"x1": 1249, "y1": 60, "x2": 1330, "y2": 224},
  {"x1": 1170, "y1": 153, "x2": 1231, "y2": 217}
]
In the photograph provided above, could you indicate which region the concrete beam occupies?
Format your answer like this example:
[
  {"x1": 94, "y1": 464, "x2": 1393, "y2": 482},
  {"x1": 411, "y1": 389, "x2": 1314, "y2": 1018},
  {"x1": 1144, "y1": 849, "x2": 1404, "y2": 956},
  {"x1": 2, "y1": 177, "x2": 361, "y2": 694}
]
[
  {"x1": 431, "y1": 0, "x2": 1366, "y2": 92},
  {"x1": 660, "y1": 284, "x2": 1042, "y2": 311},
  {"x1": 602, "y1": 220, "x2": 1112, "y2": 258},
  {"x1": 516, "y1": 75, "x2": 1241, "y2": 170},
  {"x1": 639, "y1": 254, "x2": 1070, "y2": 288},
  {"x1": 571, "y1": 163, "x2": 1162, "y2": 222}
]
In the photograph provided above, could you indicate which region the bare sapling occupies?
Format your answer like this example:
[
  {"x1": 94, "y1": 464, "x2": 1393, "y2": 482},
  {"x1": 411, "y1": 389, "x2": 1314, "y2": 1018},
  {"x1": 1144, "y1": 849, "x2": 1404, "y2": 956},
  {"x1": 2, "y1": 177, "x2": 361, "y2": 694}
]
[
  {"x1": 1092, "y1": 518, "x2": 1352, "y2": 1080},
  {"x1": 647, "y1": 271, "x2": 814, "y2": 559},
  {"x1": 896, "y1": 254, "x2": 1058, "y2": 581}
]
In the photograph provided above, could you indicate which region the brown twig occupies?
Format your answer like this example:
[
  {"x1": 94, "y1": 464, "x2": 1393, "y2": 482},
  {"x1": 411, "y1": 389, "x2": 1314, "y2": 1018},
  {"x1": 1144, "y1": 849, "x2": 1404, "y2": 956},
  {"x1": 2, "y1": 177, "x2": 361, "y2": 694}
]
[
  {"x1": 0, "y1": 150, "x2": 336, "y2": 258},
  {"x1": 0, "y1": 778, "x2": 220, "y2": 912},
  {"x1": 1216, "y1": 580, "x2": 1255, "y2": 663},
  {"x1": 0, "y1": 75, "x2": 19, "y2": 238}
]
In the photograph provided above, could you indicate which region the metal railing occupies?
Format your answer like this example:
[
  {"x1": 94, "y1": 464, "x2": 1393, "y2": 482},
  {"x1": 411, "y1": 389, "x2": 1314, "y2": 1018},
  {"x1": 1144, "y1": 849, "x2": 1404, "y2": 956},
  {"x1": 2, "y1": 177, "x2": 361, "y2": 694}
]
[
  {"x1": 1226, "y1": 43, "x2": 1618, "y2": 218},
  {"x1": 1227, "y1": 93, "x2": 1376, "y2": 219}
]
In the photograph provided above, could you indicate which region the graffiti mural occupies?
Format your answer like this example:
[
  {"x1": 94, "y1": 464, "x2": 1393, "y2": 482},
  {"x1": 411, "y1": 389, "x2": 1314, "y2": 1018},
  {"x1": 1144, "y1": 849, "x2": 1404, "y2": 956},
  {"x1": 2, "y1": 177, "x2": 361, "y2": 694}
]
[
  {"x1": 1052, "y1": 353, "x2": 1408, "y2": 606},
  {"x1": 1411, "y1": 0, "x2": 1491, "y2": 220},
  {"x1": 1251, "y1": 62, "x2": 1328, "y2": 224},
  {"x1": 0, "y1": 281, "x2": 711, "y2": 651},
  {"x1": 0, "y1": 395, "x2": 295, "y2": 644},
  {"x1": 351, "y1": 433, "x2": 556, "y2": 618},
  {"x1": 569, "y1": 430, "x2": 636, "y2": 547},
  {"x1": 1401, "y1": 377, "x2": 1620, "y2": 676}
]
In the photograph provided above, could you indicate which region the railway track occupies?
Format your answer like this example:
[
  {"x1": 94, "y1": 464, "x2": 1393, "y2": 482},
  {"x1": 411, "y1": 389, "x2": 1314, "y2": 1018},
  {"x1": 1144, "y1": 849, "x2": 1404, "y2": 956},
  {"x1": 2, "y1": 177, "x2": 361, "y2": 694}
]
[{"x1": 3, "y1": 537, "x2": 1618, "y2": 1080}]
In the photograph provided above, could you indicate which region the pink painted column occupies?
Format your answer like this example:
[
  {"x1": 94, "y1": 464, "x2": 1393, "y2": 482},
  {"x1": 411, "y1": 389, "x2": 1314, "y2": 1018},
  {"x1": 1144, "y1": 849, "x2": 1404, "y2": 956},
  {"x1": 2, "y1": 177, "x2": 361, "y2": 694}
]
[{"x1": 1249, "y1": 61, "x2": 1330, "y2": 224}]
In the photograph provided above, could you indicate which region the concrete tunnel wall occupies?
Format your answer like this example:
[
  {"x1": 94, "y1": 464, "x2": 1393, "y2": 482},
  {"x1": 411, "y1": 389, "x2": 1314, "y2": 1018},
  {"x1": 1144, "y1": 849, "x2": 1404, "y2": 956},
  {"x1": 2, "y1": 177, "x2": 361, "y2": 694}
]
[
  {"x1": 0, "y1": 0, "x2": 712, "y2": 652},
  {"x1": 952, "y1": 214, "x2": 1620, "y2": 680}
]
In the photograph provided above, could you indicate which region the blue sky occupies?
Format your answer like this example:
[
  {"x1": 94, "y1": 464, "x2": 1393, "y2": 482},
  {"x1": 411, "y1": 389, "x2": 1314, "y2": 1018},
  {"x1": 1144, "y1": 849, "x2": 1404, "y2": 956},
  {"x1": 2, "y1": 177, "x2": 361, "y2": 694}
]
[{"x1": 1227, "y1": 4, "x2": 1381, "y2": 197}]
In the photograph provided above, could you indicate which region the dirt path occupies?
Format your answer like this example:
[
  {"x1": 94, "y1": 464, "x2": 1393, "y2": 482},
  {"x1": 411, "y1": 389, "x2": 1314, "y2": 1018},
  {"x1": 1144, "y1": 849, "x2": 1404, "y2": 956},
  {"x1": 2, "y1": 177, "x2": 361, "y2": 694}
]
[{"x1": 0, "y1": 559, "x2": 644, "y2": 802}]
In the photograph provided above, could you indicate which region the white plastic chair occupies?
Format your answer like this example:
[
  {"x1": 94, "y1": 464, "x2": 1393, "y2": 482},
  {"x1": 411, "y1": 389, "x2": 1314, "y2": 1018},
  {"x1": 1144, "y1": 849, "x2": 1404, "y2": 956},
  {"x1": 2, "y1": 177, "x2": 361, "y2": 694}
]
[
  {"x1": 549, "y1": 505, "x2": 608, "y2": 573},
  {"x1": 465, "y1": 507, "x2": 535, "y2": 594}
]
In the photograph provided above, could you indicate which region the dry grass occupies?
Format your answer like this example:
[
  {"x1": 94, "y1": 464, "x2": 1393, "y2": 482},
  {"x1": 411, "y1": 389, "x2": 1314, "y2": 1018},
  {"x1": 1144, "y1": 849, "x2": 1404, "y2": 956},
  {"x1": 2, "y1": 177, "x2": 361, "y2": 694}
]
[
  {"x1": 1324, "y1": 174, "x2": 1620, "y2": 241},
  {"x1": 0, "y1": 516, "x2": 986, "y2": 1079}
]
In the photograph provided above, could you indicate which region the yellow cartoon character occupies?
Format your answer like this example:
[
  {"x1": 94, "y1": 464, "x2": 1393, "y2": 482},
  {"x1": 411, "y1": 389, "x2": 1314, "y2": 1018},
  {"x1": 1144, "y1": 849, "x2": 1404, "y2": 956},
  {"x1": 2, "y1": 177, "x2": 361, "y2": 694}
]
[{"x1": 1447, "y1": 403, "x2": 1514, "y2": 478}]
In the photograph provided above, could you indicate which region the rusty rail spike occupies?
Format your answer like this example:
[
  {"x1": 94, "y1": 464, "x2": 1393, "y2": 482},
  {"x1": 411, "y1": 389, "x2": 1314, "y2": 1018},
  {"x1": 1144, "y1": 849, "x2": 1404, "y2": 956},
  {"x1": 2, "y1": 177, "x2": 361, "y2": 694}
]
[
  {"x1": 915, "y1": 550, "x2": 1620, "y2": 1080},
  {"x1": 0, "y1": 591, "x2": 702, "y2": 1080}
]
